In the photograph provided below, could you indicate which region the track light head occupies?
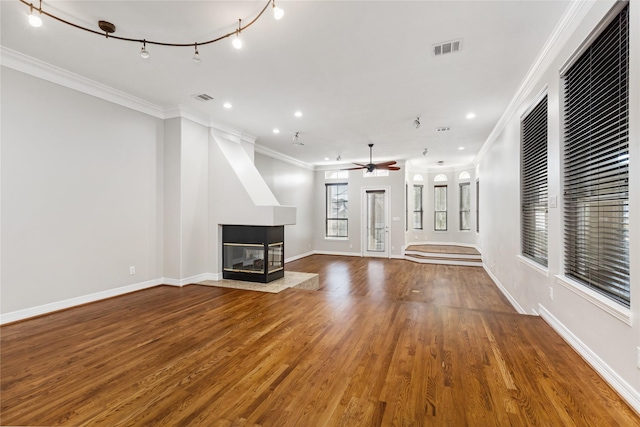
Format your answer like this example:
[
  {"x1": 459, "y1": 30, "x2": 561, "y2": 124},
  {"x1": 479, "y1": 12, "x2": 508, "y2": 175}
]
[
  {"x1": 193, "y1": 43, "x2": 201, "y2": 62},
  {"x1": 140, "y1": 40, "x2": 150, "y2": 59},
  {"x1": 28, "y1": 3, "x2": 42, "y2": 27},
  {"x1": 232, "y1": 19, "x2": 243, "y2": 49},
  {"x1": 272, "y1": 0, "x2": 284, "y2": 20},
  {"x1": 422, "y1": 148, "x2": 428, "y2": 156},
  {"x1": 414, "y1": 117, "x2": 421, "y2": 129}
]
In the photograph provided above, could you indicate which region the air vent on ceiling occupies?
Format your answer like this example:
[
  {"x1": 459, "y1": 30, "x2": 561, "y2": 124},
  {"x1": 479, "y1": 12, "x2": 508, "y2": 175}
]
[
  {"x1": 433, "y1": 39, "x2": 462, "y2": 56},
  {"x1": 193, "y1": 93, "x2": 214, "y2": 102},
  {"x1": 436, "y1": 127, "x2": 451, "y2": 132}
]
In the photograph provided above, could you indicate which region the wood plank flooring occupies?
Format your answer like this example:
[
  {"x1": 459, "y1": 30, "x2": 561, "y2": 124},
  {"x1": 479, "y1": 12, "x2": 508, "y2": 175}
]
[{"x1": 2, "y1": 255, "x2": 638, "y2": 426}]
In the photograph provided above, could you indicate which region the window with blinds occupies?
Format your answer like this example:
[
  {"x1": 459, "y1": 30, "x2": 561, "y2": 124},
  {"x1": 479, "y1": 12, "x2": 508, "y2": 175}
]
[
  {"x1": 460, "y1": 182, "x2": 471, "y2": 231},
  {"x1": 521, "y1": 95, "x2": 548, "y2": 267},
  {"x1": 562, "y1": 4, "x2": 629, "y2": 307},
  {"x1": 413, "y1": 185, "x2": 423, "y2": 229},
  {"x1": 326, "y1": 183, "x2": 348, "y2": 238},
  {"x1": 434, "y1": 185, "x2": 447, "y2": 231}
]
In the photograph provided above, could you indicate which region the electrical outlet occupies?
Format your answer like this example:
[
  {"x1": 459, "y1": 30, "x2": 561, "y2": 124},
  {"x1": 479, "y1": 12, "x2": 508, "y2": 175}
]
[
  {"x1": 549, "y1": 286, "x2": 553, "y2": 300},
  {"x1": 636, "y1": 347, "x2": 640, "y2": 369},
  {"x1": 513, "y1": 281, "x2": 517, "y2": 290},
  {"x1": 129, "y1": 266, "x2": 135, "y2": 275},
  {"x1": 349, "y1": 244, "x2": 353, "y2": 249},
  {"x1": 392, "y1": 246, "x2": 395, "y2": 251},
  {"x1": 415, "y1": 236, "x2": 418, "y2": 240}
]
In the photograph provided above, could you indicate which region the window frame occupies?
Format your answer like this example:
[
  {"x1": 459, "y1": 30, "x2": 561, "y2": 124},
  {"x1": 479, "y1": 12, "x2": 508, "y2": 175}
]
[
  {"x1": 521, "y1": 92, "x2": 549, "y2": 267},
  {"x1": 560, "y1": 3, "x2": 630, "y2": 308},
  {"x1": 459, "y1": 182, "x2": 471, "y2": 231},
  {"x1": 325, "y1": 183, "x2": 349, "y2": 238},
  {"x1": 413, "y1": 184, "x2": 423, "y2": 230},
  {"x1": 434, "y1": 185, "x2": 448, "y2": 231}
]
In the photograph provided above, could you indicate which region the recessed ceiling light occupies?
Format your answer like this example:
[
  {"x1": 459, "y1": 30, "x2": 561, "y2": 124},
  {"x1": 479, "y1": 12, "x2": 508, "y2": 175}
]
[
  {"x1": 458, "y1": 147, "x2": 465, "y2": 150},
  {"x1": 223, "y1": 102, "x2": 232, "y2": 109},
  {"x1": 324, "y1": 157, "x2": 330, "y2": 161},
  {"x1": 273, "y1": 128, "x2": 280, "y2": 134},
  {"x1": 294, "y1": 111, "x2": 303, "y2": 117},
  {"x1": 466, "y1": 113, "x2": 476, "y2": 119}
]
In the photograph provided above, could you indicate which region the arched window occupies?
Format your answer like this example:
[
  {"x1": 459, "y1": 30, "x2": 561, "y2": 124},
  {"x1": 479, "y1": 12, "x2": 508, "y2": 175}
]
[
  {"x1": 413, "y1": 174, "x2": 424, "y2": 182},
  {"x1": 459, "y1": 171, "x2": 471, "y2": 180},
  {"x1": 434, "y1": 174, "x2": 448, "y2": 182}
]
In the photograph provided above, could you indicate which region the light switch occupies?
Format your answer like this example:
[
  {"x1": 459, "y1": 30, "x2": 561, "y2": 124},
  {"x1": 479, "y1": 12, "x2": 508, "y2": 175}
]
[{"x1": 549, "y1": 196, "x2": 557, "y2": 208}]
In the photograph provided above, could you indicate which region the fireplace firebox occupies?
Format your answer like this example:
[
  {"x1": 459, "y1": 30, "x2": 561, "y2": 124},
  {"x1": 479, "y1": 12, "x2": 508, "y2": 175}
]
[{"x1": 222, "y1": 225, "x2": 284, "y2": 283}]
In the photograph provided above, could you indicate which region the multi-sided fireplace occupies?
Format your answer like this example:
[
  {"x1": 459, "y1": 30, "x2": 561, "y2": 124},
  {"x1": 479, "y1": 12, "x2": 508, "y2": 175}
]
[{"x1": 222, "y1": 225, "x2": 284, "y2": 283}]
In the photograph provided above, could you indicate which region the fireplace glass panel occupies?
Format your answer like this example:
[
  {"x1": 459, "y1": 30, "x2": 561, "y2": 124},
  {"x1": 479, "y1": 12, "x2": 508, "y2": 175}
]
[
  {"x1": 268, "y1": 243, "x2": 284, "y2": 273},
  {"x1": 223, "y1": 243, "x2": 265, "y2": 274}
]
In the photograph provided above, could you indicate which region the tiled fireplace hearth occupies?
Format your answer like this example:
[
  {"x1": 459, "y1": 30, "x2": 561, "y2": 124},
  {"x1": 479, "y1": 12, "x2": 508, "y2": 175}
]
[{"x1": 222, "y1": 225, "x2": 284, "y2": 283}]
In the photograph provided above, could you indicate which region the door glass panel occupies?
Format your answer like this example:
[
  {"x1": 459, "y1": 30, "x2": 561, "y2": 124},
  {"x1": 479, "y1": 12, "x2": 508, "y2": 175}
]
[{"x1": 367, "y1": 190, "x2": 385, "y2": 252}]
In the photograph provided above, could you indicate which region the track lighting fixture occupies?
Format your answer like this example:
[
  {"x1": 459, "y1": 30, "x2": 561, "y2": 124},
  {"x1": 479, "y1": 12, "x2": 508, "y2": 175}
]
[
  {"x1": 20, "y1": 0, "x2": 284, "y2": 60},
  {"x1": 422, "y1": 148, "x2": 428, "y2": 156},
  {"x1": 193, "y1": 43, "x2": 201, "y2": 62},
  {"x1": 140, "y1": 40, "x2": 150, "y2": 59},
  {"x1": 413, "y1": 117, "x2": 421, "y2": 129},
  {"x1": 232, "y1": 19, "x2": 243, "y2": 49},
  {"x1": 272, "y1": 0, "x2": 285, "y2": 20},
  {"x1": 336, "y1": 155, "x2": 342, "y2": 161},
  {"x1": 292, "y1": 132, "x2": 304, "y2": 146},
  {"x1": 28, "y1": 1, "x2": 42, "y2": 27}
]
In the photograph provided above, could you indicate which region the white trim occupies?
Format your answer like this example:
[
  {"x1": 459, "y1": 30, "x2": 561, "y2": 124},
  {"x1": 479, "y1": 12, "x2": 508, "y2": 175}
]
[
  {"x1": 538, "y1": 304, "x2": 640, "y2": 415},
  {"x1": 313, "y1": 250, "x2": 361, "y2": 257},
  {"x1": 483, "y1": 263, "x2": 527, "y2": 314},
  {"x1": 517, "y1": 255, "x2": 549, "y2": 277},
  {"x1": 555, "y1": 275, "x2": 632, "y2": 326},
  {"x1": 0, "y1": 47, "x2": 164, "y2": 118},
  {"x1": 405, "y1": 251, "x2": 481, "y2": 260},
  {"x1": 254, "y1": 144, "x2": 314, "y2": 171},
  {"x1": 407, "y1": 256, "x2": 482, "y2": 267},
  {"x1": 285, "y1": 251, "x2": 314, "y2": 263},
  {"x1": 390, "y1": 254, "x2": 405, "y2": 260},
  {"x1": 0, "y1": 278, "x2": 162, "y2": 325},
  {"x1": 324, "y1": 237, "x2": 349, "y2": 242},
  {"x1": 474, "y1": 0, "x2": 596, "y2": 164}
]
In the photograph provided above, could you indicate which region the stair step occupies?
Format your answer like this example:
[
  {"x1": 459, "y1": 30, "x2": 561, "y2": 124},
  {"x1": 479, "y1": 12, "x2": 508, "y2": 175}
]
[
  {"x1": 404, "y1": 250, "x2": 481, "y2": 260},
  {"x1": 405, "y1": 254, "x2": 483, "y2": 267}
]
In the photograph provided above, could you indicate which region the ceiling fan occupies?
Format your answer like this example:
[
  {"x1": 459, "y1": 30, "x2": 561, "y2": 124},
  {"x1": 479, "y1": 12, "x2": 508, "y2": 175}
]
[{"x1": 343, "y1": 144, "x2": 400, "y2": 172}]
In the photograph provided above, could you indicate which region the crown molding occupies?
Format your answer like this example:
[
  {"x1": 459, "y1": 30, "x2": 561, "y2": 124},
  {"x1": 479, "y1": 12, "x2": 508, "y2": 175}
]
[
  {"x1": 0, "y1": 46, "x2": 165, "y2": 118},
  {"x1": 473, "y1": 0, "x2": 596, "y2": 164},
  {"x1": 253, "y1": 144, "x2": 315, "y2": 171}
]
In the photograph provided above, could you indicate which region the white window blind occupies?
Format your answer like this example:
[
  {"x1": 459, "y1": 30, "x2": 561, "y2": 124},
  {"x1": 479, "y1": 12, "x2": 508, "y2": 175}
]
[
  {"x1": 434, "y1": 185, "x2": 447, "y2": 231},
  {"x1": 521, "y1": 95, "x2": 548, "y2": 267},
  {"x1": 563, "y1": 4, "x2": 629, "y2": 307}
]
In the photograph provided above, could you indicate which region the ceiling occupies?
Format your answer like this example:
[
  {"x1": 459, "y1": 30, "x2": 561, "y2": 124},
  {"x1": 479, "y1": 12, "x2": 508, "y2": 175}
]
[{"x1": 1, "y1": 0, "x2": 571, "y2": 169}]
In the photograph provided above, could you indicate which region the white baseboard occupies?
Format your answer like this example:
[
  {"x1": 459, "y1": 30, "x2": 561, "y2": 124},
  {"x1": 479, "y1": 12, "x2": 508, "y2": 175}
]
[
  {"x1": 162, "y1": 273, "x2": 221, "y2": 286},
  {"x1": 482, "y1": 263, "x2": 527, "y2": 314},
  {"x1": 0, "y1": 278, "x2": 162, "y2": 325},
  {"x1": 285, "y1": 251, "x2": 314, "y2": 263},
  {"x1": 390, "y1": 254, "x2": 405, "y2": 260},
  {"x1": 313, "y1": 250, "x2": 362, "y2": 257},
  {"x1": 538, "y1": 304, "x2": 640, "y2": 415}
]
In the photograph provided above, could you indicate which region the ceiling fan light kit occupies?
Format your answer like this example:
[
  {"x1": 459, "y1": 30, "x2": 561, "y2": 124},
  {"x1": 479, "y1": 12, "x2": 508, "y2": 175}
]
[
  {"x1": 21, "y1": 0, "x2": 285, "y2": 60},
  {"x1": 343, "y1": 144, "x2": 400, "y2": 172}
]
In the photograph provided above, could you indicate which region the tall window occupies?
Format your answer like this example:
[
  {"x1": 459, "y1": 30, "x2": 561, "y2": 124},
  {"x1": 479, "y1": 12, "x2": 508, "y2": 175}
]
[
  {"x1": 562, "y1": 4, "x2": 629, "y2": 307},
  {"x1": 326, "y1": 183, "x2": 348, "y2": 238},
  {"x1": 521, "y1": 95, "x2": 548, "y2": 267},
  {"x1": 459, "y1": 182, "x2": 470, "y2": 231},
  {"x1": 434, "y1": 185, "x2": 447, "y2": 231},
  {"x1": 413, "y1": 185, "x2": 423, "y2": 229}
]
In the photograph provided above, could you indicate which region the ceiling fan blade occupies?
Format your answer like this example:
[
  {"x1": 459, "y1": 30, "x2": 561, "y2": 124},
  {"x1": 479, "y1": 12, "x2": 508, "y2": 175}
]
[
  {"x1": 351, "y1": 163, "x2": 368, "y2": 167},
  {"x1": 341, "y1": 166, "x2": 366, "y2": 170},
  {"x1": 374, "y1": 160, "x2": 397, "y2": 167},
  {"x1": 377, "y1": 165, "x2": 401, "y2": 170}
]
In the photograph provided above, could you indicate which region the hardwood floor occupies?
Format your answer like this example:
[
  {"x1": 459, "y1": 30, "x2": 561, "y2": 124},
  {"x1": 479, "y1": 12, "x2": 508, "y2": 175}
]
[{"x1": 2, "y1": 255, "x2": 638, "y2": 426}]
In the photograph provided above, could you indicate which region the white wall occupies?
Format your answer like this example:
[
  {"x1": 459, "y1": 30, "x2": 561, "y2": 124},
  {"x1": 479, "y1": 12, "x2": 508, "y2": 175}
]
[
  {"x1": 313, "y1": 167, "x2": 405, "y2": 258},
  {"x1": 478, "y1": 0, "x2": 640, "y2": 409},
  {"x1": 1, "y1": 67, "x2": 163, "y2": 313},
  {"x1": 254, "y1": 152, "x2": 315, "y2": 260}
]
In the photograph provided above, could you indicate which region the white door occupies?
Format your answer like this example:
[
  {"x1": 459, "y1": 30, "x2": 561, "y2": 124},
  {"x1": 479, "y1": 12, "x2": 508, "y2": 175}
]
[{"x1": 362, "y1": 188, "x2": 390, "y2": 258}]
